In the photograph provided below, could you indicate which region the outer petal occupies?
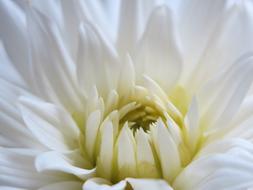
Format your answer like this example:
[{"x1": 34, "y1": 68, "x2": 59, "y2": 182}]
[
  {"x1": 135, "y1": 129, "x2": 160, "y2": 178},
  {"x1": 116, "y1": 124, "x2": 137, "y2": 180},
  {"x1": 127, "y1": 178, "x2": 173, "y2": 190},
  {"x1": 223, "y1": 117, "x2": 253, "y2": 143},
  {"x1": 0, "y1": 187, "x2": 26, "y2": 190},
  {"x1": 183, "y1": 0, "x2": 253, "y2": 90},
  {"x1": 96, "y1": 120, "x2": 115, "y2": 180},
  {"x1": 0, "y1": 148, "x2": 69, "y2": 189},
  {"x1": 198, "y1": 56, "x2": 253, "y2": 132},
  {"x1": 0, "y1": 0, "x2": 30, "y2": 84},
  {"x1": 178, "y1": 0, "x2": 227, "y2": 79},
  {"x1": 116, "y1": 0, "x2": 155, "y2": 55},
  {"x1": 151, "y1": 120, "x2": 181, "y2": 182},
  {"x1": 19, "y1": 97, "x2": 80, "y2": 152},
  {"x1": 135, "y1": 6, "x2": 182, "y2": 93},
  {"x1": 83, "y1": 178, "x2": 174, "y2": 190},
  {"x1": 35, "y1": 150, "x2": 94, "y2": 180},
  {"x1": 116, "y1": 0, "x2": 139, "y2": 55},
  {"x1": 0, "y1": 79, "x2": 43, "y2": 149},
  {"x1": 85, "y1": 110, "x2": 102, "y2": 160},
  {"x1": 173, "y1": 139, "x2": 253, "y2": 190},
  {"x1": 76, "y1": 0, "x2": 119, "y2": 42},
  {"x1": 39, "y1": 181, "x2": 83, "y2": 190},
  {"x1": 77, "y1": 22, "x2": 120, "y2": 97},
  {"x1": 83, "y1": 178, "x2": 126, "y2": 190},
  {"x1": 117, "y1": 55, "x2": 135, "y2": 98},
  {"x1": 184, "y1": 98, "x2": 200, "y2": 152},
  {"x1": 0, "y1": 42, "x2": 26, "y2": 88},
  {"x1": 26, "y1": 6, "x2": 83, "y2": 112}
]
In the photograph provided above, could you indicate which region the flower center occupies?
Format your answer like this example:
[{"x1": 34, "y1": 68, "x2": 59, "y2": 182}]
[
  {"x1": 77, "y1": 82, "x2": 198, "y2": 184},
  {"x1": 119, "y1": 104, "x2": 161, "y2": 133}
]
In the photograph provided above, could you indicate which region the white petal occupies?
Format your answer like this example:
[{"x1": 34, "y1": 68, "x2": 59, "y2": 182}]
[
  {"x1": 185, "y1": 1, "x2": 253, "y2": 91},
  {"x1": 135, "y1": 5, "x2": 182, "y2": 92},
  {"x1": 29, "y1": 0, "x2": 63, "y2": 28},
  {"x1": 117, "y1": 0, "x2": 167, "y2": 55},
  {"x1": 27, "y1": 7, "x2": 83, "y2": 112},
  {"x1": 0, "y1": 79, "x2": 43, "y2": 149},
  {"x1": 142, "y1": 75, "x2": 168, "y2": 103},
  {"x1": 184, "y1": 97, "x2": 200, "y2": 152},
  {"x1": 77, "y1": 22, "x2": 120, "y2": 97},
  {"x1": 96, "y1": 120, "x2": 114, "y2": 180},
  {"x1": 116, "y1": 0, "x2": 139, "y2": 55},
  {"x1": 0, "y1": 148, "x2": 67, "y2": 189},
  {"x1": 35, "y1": 150, "x2": 94, "y2": 180},
  {"x1": 178, "y1": 0, "x2": 227, "y2": 82},
  {"x1": 135, "y1": 129, "x2": 160, "y2": 178},
  {"x1": 83, "y1": 178, "x2": 126, "y2": 190},
  {"x1": 116, "y1": 123, "x2": 137, "y2": 180},
  {"x1": 224, "y1": 117, "x2": 253, "y2": 143},
  {"x1": 197, "y1": 138, "x2": 253, "y2": 157},
  {"x1": 85, "y1": 110, "x2": 101, "y2": 159},
  {"x1": 118, "y1": 55, "x2": 135, "y2": 98},
  {"x1": 0, "y1": 42, "x2": 26, "y2": 88},
  {"x1": 105, "y1": 90, "x2": 119, "y2": 114},
  {"x1": 19, "y1": 97, "x2": 79, "y2": 151},
  {"x1": 0, "y1": 187, "x2": 26, "y2": 190},
  {"x1": 173, "y1": 139, "x2": 253, "y2": 190},
  {"x1": 0, "y1": 97, "x2": 42, "y2": 149},
  {"x1": 31, "y1": 0, "x2": 80, "y2": 61},
  {"x1": 198, "y1": 56, "x2": 253, "y2": 132},
  {"x1": 151, "y1": 120, "x2": 181, "y2": 182},
  {"x1": 85, "y1": 86, "x2": 105, "y2": 115},
  {"x1": 76, "y1": 0, "x2": 119, "y2": 42},
  {"x1": 0, "y1": 0, "x2": 31, "y2": 84},
  {"x1": 164, "y1": 113, "x2": 182, "y2": 146},
  {"x1": 60, "y1": 1, "x2": 80, "y2": 61},
  {"x1": 229, "y1": 96, "x2": 253, "y2": 128},
  {"x1": 39, "y1": 181, "x2": 82, "y2": 190},
  {"x1": 127, "y1": 178, "x2": 173, "y2": 190}
]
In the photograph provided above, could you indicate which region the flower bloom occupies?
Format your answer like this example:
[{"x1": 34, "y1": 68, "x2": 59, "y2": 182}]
[{"x1": 1, "y1": 0, "x2": 253, "y2": 189}]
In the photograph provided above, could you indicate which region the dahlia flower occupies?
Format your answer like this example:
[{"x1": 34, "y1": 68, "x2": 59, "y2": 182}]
[{"x1": 1, "y1": 0, "x2": 253, "y2": 189}]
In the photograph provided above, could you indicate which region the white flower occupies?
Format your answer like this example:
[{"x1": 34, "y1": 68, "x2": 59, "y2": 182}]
[{"x1": 1, "y1": 0, "x2": 253, "y2": 189}]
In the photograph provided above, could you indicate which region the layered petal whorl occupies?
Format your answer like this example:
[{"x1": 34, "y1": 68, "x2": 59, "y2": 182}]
[{"x1": 1, "y1": 0, "x2": 253, "y2": 190}]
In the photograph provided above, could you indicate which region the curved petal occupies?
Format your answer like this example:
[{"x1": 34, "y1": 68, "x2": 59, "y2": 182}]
[
  {"x1": 39, "y1": 181, "x2": 83, "y2": 190},
  {"x1": 83, "y1": 178, "x2": 174, "y2": 190},
  {"x1": 0, "y1": 0, "x2": 30, "y2": 84},
  {"x1": 184, "y1": 0, "x2": 253, "y2": 90},
  {"x1": 116, "y1": 124, "x2": 137, "y2": 180},
  {"x1": 0, "y1": 42, "x2": 26, "y2": 88},
  {"x1": 0, "y1": 148, "x2": 68, "y2": 189},
  {"x1": 96, "y1": 120, "x2": 114, "y2": 180},
  {"x1": 135, "y1": 5, "x2": 182, "y2": 93},
  {"x1": 0, "y1": 79, "x2": 43, "y2": 149},
  {"x1": 0, "y1": 187, "x2": 26, "y2": 190},
  {"x1": 198, "y1": 56, "x2": 253, "y2": 132},
  {"x1": 19, "y1": 96, "x2": 80, "y2": 151},
  {"x1": 224, "y1": 117, "x2": 253, "y2": 143},
  {"x1": 83, "y1": 178, "x2": 126, "y2": 190},
  {"x1": 26, "y1": 6, "x2": 83, "y2": 112},
  {"x1": 127, "y1": 178, "x2": 173, "y2": 190},
  {"x1": 117, "y1": 55, "x2": 135, "y2": 98},
  {"x1": 35, "y1": 151, "x2": 94, "y2": 180},
  {"x1": 135, "y1": 128, "x2": 160, "y2": 178},
  {"x1": 178, "y1": 0, "x2": 227, "y2": 82},
  {"x1": 150, "y1": 120, "x2": 181, "y2": 182},
  {"x1": 173, "y1": 139, "x2": 253, "y2": 190},
  {"x1": 77, "y1": 21, "x2": 120, "y2": 97},
  {"x1": 85, "y1": 110, "x2": 102, "y2": 160},
  {"x1": 76, "y1": 0, "x2": 119, "y2": 42}
]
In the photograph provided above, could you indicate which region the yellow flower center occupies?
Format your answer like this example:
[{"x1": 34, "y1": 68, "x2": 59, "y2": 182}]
[{"x1": 75, "y1": 77, "x2": 201, "y2": 184}]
